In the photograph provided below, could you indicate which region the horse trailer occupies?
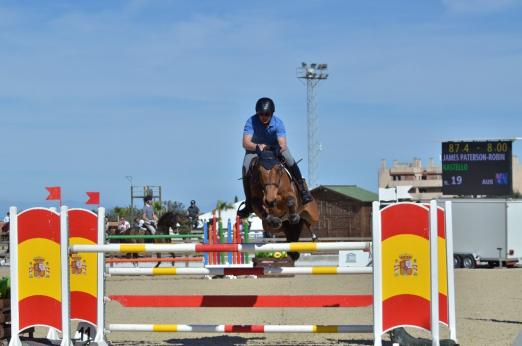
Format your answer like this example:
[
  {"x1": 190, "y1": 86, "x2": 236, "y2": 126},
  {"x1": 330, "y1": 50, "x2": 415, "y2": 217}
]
[{"x1": 441, "y1": 198, "x2": 522, "y2": 268}]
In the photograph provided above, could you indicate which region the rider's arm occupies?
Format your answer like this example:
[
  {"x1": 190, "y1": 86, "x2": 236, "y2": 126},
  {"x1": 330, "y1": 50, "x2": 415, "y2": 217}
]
[
  {"x1": 243, "y1": 134, "x2": 267, "y2": 151},
  {"x1": 243, "y1": 117, "x2": 267, "y2": 151},
  {"x1": 277, "y1": 136, "x2": 288, "y2": 152}
]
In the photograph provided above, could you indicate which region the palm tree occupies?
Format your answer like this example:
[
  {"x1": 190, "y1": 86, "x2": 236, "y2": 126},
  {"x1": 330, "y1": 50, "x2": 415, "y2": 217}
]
[
  {"x1": 214, "y1": 200, "x2": 234, "y2": 221},
  {"x1": 152, "y1": 201, "x2": 164, "y2": 216}
]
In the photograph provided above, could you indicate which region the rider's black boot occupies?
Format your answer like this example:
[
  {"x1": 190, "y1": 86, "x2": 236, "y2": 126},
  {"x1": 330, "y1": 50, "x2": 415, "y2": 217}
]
[
  {"x1": 288, "y1": 163, "x2": 313, "y2": 204},
  {"x1": 237, "y1": 176, "x2": 253, "y2": 218}
]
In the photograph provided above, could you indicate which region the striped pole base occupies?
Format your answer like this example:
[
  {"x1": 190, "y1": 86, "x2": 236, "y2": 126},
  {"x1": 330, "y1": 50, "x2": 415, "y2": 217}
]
[
  {"x1": 109, "y1": 324, "x2": 374, "y2": 333},
  {"x1": 71, "y1": 241, "x2": 371, "y2": 254},
  {"x1": 107, "y1": 266, "x2": 373, "y2": 276},
  {"x1": 109, "y1": 294, "x2": 373, "y2": 308}
]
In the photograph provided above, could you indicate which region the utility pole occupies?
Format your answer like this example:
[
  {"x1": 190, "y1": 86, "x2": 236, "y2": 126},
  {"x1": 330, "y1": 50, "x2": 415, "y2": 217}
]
[{"x1": 297, "y1": 63, "x2": 328, "y2": 188}]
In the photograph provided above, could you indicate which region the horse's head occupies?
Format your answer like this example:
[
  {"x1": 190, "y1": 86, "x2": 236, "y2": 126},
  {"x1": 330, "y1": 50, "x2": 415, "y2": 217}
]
[
  {"x1": 255, "y1": 150, "x2": 285, "y2": 209},
  {"x1": 158, "y1": 211, "x2": 178, "y2": 229}
]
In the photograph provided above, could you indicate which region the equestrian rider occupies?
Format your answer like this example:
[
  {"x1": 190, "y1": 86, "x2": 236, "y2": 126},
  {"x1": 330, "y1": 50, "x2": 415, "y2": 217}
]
[
  {"x1": 187, "y1": 200, "x2": 200, "y2": 228},
  {"x1": 142, "y1": 196, "x2": 158, "y2": 234},
  {"x1": 237, "y1": 97, "x2": 313, "y2": 218}
]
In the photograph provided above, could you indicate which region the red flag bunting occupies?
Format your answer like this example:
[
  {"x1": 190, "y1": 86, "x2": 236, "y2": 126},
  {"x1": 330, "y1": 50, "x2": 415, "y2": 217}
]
[
  {"x1": 85, "y1": 192, "x2": 100, "y2": 205},
  {"x1": 46, "y1": 186, "x2": 62, "y2": 201}
]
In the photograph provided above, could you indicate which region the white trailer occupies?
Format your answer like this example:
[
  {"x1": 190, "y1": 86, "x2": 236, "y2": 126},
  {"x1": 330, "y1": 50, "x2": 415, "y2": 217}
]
[{"x1": 441, "y1": 198, "x2": 522, "y2": 268}]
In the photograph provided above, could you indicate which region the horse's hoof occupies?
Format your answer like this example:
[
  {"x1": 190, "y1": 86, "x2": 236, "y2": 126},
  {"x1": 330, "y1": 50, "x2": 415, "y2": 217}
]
[
  {"x1": 267, "y1": 216, "x2": 282, "y2": 229},
  {"x1": 289, "y1": 214, "x2": 300, "y2": 224}
]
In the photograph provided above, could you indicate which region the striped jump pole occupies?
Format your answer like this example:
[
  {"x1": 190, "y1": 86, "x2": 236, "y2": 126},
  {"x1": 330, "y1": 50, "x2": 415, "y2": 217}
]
[
  {"x1": 105, "y1": 257, "x2": 204, "y2": 264},
  {"x1": 109, "y1": 294, "x2": 374, "y2": 308},
  {"x1": 227, "y1": 219, "x2": 233, "y2": 265},
  {"x1": 203, "y1": 222, "x2": 209, "y2": 265},
  {"x1": 242, "y1": 220, "x2": 250, "y2": 264},
  {"x1": 219, "y1": 219, "x2": 225, "y2": 264},
  {"x1": 212, "y1": 216, "x2": 218, "y2": 264},
  {"x1": 70, "y1": 241, "x2": 371, "y2": 254},
  {"x1": 107, "y1": 234, "x2": 202, "y2": 240},
  {"x1": 107, "y1": 266, "x2": 372, "y2": 276},
  {"x1": 233, "y1": 218, "x2": 239, "y2": 264},
  {"x1": 109, "y1": 324, "x2": 374, "y2": 334}
]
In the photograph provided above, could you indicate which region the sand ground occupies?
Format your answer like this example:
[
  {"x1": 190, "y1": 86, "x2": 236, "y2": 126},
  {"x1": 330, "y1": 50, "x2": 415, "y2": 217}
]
[{"x1": 2, "y1": 267, "x2": 521, "y2": 346}]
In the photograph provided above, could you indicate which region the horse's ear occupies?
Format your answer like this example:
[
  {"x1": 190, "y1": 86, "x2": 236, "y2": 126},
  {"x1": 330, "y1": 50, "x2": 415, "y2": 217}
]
[{"x1": 255, "y1": 145, "x2": 262, "y2": 156}]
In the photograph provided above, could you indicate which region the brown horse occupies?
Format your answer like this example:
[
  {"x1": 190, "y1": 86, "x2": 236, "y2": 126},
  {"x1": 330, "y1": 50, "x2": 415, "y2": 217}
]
[{"x1": 248, "y1": 149, "x2": 319, "y2": 261}]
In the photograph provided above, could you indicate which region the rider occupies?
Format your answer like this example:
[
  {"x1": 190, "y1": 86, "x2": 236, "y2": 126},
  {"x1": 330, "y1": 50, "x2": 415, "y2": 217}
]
[
  {"x1": 142, "y1": 196, "x2": 158, "y2": 235},
  {"x1": 117, "y1": 217, "x2": 131, "y2": 234},
  {"x1": 187, "y1": 200, "x2": 200, "y2": 228},
  {"x1": 237, "y1": 97, "x2": 313, "y2": 218}
]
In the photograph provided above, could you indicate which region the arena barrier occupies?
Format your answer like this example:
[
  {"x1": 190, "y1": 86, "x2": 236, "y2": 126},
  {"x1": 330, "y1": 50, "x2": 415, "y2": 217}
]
[{"x1": 8, "y1": 201, "x2": 457, "y2": 346}]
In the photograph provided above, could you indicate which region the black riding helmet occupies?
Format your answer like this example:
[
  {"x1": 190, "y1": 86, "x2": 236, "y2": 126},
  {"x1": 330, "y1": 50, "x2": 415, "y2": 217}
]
[
  {"x1": 144, "y1": 196, "x2": 152, "y2": 203},
  {"x1": 255, "y1": 97, "x2": 275, "y2": 114}
]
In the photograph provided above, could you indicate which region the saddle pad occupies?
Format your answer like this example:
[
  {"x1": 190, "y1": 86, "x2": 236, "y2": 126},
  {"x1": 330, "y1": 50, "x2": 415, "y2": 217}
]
[{"x1": 258, "y1": 150, "x2": 279, "y2": 170}]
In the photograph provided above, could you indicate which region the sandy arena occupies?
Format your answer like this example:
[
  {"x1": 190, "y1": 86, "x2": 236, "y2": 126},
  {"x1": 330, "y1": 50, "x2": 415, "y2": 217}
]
[
  {"x1": 2, "y1": 267, "x2": 521, "y2": 346},
  {"x1": 82, "y1": 268, "x2": 522, "y2": 345}
]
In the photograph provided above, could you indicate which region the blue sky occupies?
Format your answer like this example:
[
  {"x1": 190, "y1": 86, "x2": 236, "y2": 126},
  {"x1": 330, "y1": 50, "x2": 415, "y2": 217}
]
[{"x1": 1, "y1": 0, "x2": 522, "y2": 213}]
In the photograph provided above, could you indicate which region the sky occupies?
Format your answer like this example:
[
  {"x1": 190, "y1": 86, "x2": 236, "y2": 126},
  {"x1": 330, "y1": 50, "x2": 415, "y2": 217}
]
[{"x1": 1, "y1": 0, "x2": 522, "y2": 213}]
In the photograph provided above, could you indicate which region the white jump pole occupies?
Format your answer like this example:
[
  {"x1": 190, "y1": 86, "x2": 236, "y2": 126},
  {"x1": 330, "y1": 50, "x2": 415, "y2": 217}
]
[
  {"x1": 107, "y1": 266, "x2": 373, "y2": 276},
  {"x1": 8, "y1": 207, "x2": 21, "y2": 346},
  {"x1": 429, "y1": 200, "x2": 440, "y2": 346},
  {"x1": 60, "y1": 206, "x2": 73, "y2": 346},
  {"x1": 444, "y1": 201, "x2": 457, "y2": 343},
  {"x1": 94, "y1": 207, "x2": 108, "y2": 346},
  {"x1": 109, "y1": 324, "x2": 374, "y2": 333},
  {"x1": 372, "y1": 201, "x2": 382, "y2": 346}
]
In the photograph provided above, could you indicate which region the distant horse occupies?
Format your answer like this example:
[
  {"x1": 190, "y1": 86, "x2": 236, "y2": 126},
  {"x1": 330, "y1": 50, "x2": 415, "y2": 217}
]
[
  {"x1": 119, "y1": 211, "x2": 179, "y2": 267},
  {"x1": 247, "y1": 149, "x2": 319, "y2": 261}
]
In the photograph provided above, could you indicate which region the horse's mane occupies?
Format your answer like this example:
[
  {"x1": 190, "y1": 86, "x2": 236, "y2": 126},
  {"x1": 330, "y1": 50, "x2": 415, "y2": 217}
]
[{"x1": 158, "y1": 211, "x2": 177, "y2": 226}]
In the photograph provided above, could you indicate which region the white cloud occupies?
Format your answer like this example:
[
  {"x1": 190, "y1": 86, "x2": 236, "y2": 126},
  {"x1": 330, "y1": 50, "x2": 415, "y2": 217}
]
[{"x1": 442, "y1": 0, "x2": 522, "y2": 15}]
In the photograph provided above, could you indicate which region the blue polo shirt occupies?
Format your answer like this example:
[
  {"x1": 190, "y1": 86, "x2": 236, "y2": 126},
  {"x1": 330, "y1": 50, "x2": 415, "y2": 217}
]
[{"x1": 243, "y1": 114, "x2": 286, "y2": 148}]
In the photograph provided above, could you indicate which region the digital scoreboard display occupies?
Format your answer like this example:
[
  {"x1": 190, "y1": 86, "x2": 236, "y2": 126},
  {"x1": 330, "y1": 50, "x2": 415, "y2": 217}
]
[{"x1": 442, "y1": 140, "x2": 512, "y2": 196}]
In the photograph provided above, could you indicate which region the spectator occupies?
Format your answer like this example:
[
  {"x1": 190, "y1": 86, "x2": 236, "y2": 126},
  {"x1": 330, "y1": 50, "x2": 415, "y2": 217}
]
[{"x1": 117, "y1": 217, "x2": 131, "y2": 234}]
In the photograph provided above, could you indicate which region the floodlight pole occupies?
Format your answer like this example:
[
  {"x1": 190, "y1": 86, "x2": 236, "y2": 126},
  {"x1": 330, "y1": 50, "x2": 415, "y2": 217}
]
[{"x1": 297, "y1": 63, "x2": 328, "y2": 188}]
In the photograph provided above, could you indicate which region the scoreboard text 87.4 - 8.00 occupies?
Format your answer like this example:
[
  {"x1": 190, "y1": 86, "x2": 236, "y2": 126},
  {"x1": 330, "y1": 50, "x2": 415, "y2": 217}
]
[{"x1": 442, "y1": 140, "x2": 512, "y2": 196}]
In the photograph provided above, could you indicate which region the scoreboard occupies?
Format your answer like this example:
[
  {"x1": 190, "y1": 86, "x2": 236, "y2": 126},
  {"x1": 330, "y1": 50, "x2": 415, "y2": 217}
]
[{"x1": 442, "y1": 140, "x2": 512, "y2": 196}]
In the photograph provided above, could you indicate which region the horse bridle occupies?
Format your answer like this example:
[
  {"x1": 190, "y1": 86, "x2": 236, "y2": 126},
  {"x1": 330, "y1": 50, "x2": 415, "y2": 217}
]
[{"x1": 262, "y1": 164, "x2": 284, "y2": 197}]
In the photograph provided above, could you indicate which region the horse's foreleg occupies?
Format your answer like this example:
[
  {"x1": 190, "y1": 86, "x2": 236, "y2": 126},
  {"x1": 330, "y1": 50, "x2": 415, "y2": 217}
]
[
  {"x1": 256, "y1": 198, "x2": 282, "y2": 229},
  {"x1": 285, "y1": 221, "x2": 303, "y2": 262},
  {"x1": 286, "y1": 197, "x2": 300, "y2": 224}
]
